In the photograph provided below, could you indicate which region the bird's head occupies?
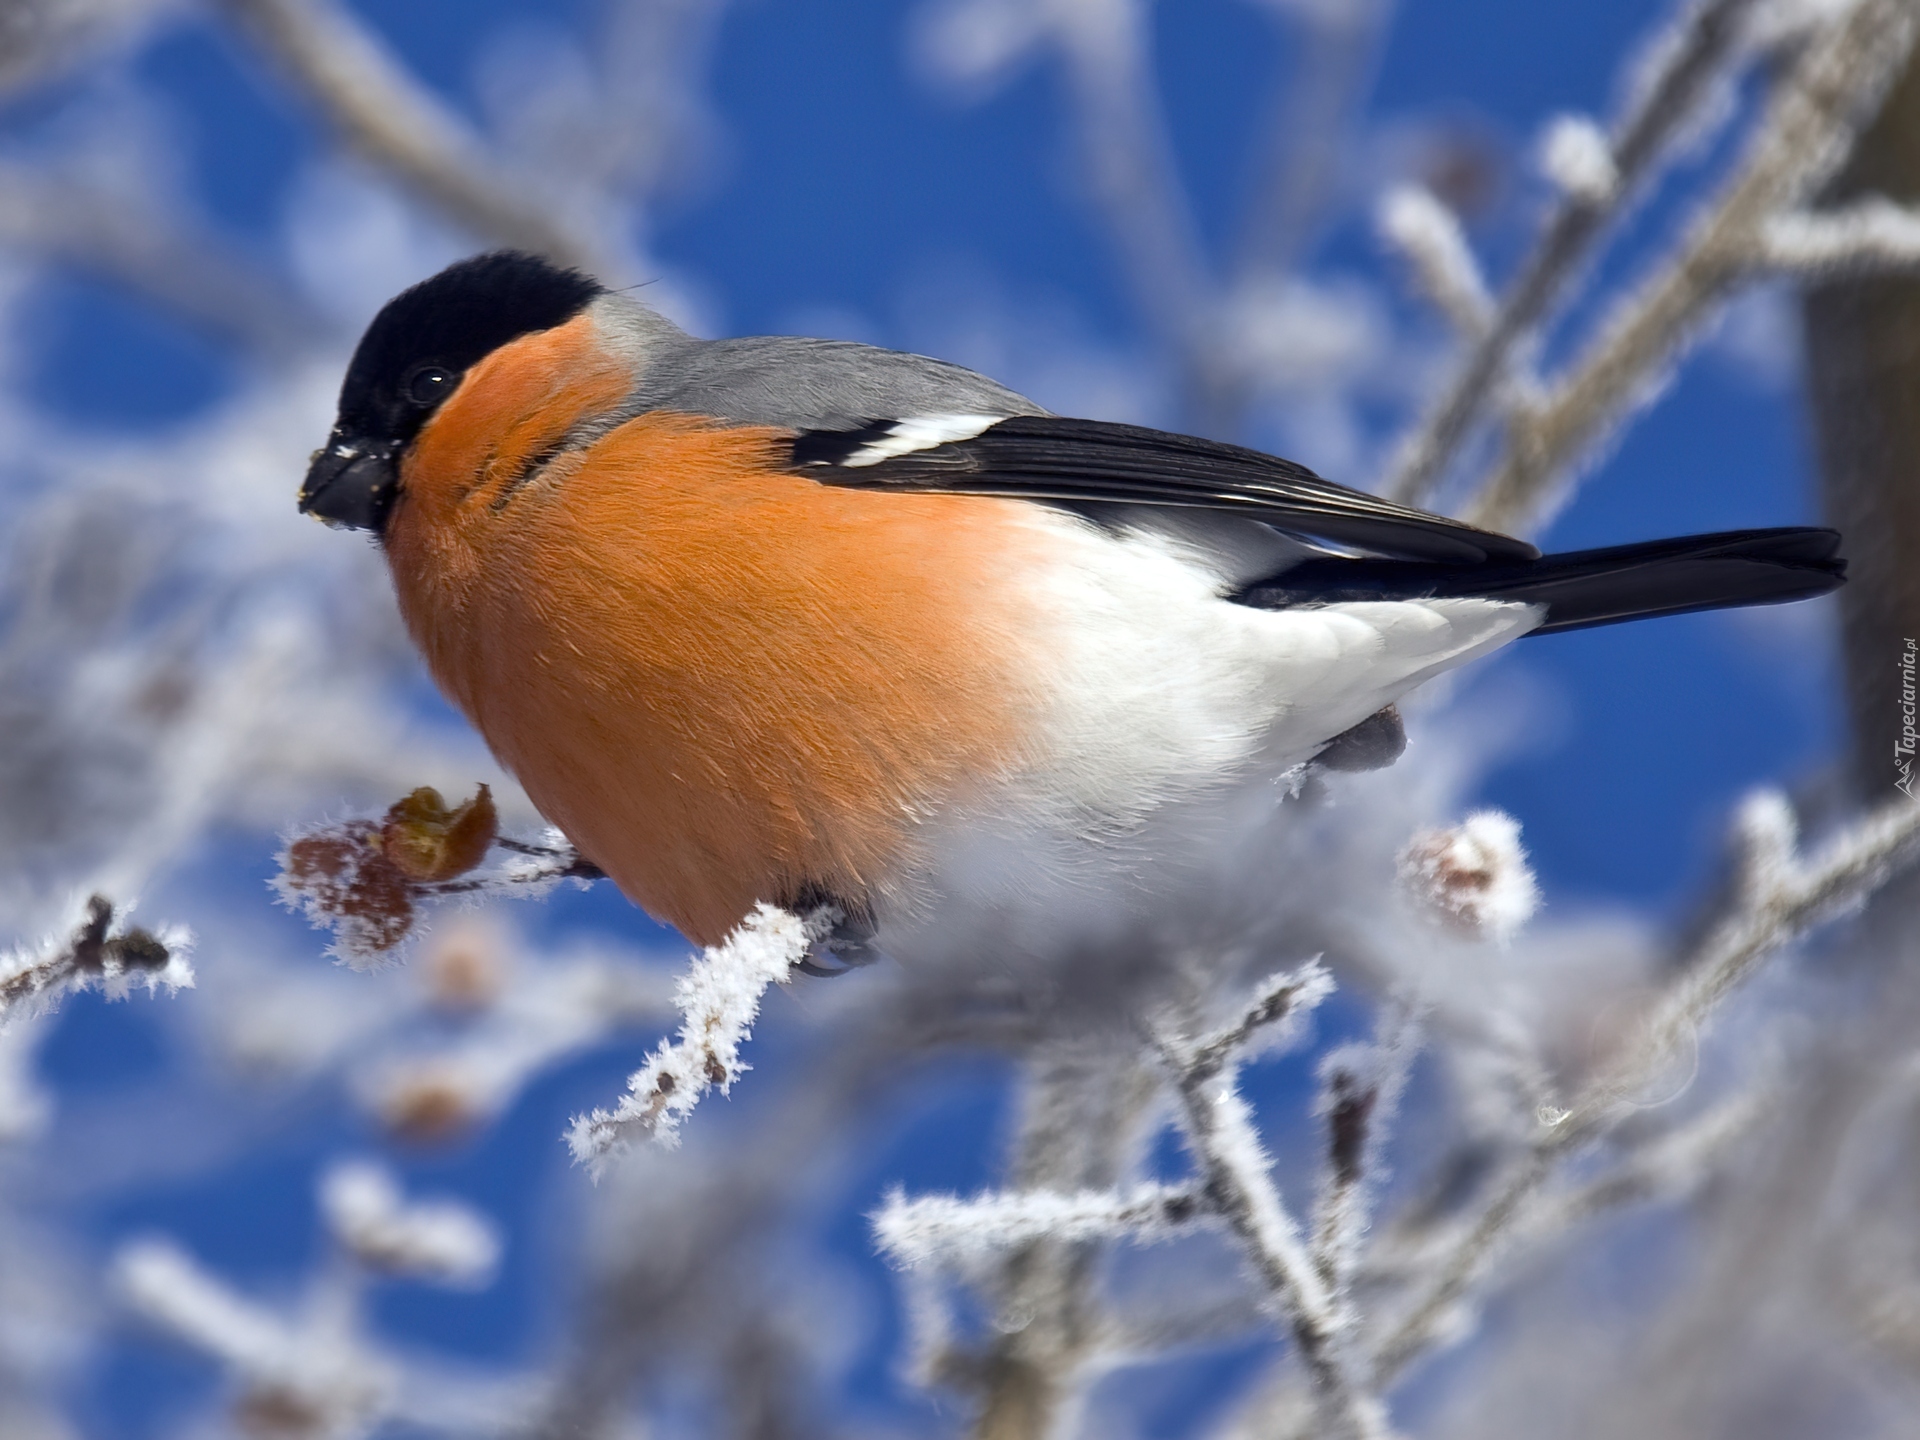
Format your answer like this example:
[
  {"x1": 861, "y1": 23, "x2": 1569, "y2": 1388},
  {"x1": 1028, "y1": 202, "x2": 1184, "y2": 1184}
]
[{"x1": 300, "y1": 250, "x2": 605, "y2": 533}]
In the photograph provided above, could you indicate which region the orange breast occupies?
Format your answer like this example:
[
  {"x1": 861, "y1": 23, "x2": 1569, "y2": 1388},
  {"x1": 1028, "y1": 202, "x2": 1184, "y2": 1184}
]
[{"x1": 383, "y1": 320, "x2": 1044, "y2": 943}]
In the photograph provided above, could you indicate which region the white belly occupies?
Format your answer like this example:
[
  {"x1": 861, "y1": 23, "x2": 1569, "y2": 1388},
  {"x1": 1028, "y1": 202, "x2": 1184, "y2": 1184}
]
[{"x1": 875, "y1": 505, "x2": 1541, "y2": 968}]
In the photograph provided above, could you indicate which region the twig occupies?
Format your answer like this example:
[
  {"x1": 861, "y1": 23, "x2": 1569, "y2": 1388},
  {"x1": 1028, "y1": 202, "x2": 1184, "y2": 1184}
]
[
  {"x1": 1154, "y1": 964, "x2": 1390, "y2": 1440},
  {"x1": 1368, "y1": 789, "x2": 1920, "y2": 1385},
  {"x1": 1381, "y1": 0, "x2": 1762, "y2": 506},
  {"x1": 1463, "y1": 0, "x2": 1920, "y2": 533},
  {"x1": 219, "y1": 0, "x2": 607, "y2": 272},
  {"x1": 1185, "y1": 961, "x2": 1335, "y2": 1082},
  {"x1": 1758, "y1": 195, "x2": 1920, "y2": 273},
  {"x1": 873, "y1": 1182, "x2": 1208, "y2": 1269},
  {"x1": 0, "y1": 895, "x2": 192, "y2": 1022},
  {"x1": 966, "y1": 1047, "x2": 1161, "y2": 1440},
  {"x1": 1376, "y1": 186, "x2": 1495, "y2": 340},
  {"x1": 1309, "y1": 1006, "x2": 1420, "y2": 1298},
  {"x1": 565, "y1": 903, "x2": 830, "y2": 1165}
]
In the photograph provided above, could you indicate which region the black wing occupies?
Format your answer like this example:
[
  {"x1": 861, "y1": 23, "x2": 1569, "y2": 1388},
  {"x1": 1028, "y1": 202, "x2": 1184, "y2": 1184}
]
[{"x1": 789, "y1": 415, "x2": 1539, "y2": 565}]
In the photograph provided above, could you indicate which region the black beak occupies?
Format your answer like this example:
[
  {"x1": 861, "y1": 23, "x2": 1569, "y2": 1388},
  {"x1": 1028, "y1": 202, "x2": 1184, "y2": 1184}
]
[{"x1": 300, "y1": 431, "x2": 401, "y2": 532}]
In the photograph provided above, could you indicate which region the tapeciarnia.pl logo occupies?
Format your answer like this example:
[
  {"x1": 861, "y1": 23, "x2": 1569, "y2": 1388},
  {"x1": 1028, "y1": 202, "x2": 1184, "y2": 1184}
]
[{"x1": 1900, "y1": 638, "x2": 1918, "y2": 799}]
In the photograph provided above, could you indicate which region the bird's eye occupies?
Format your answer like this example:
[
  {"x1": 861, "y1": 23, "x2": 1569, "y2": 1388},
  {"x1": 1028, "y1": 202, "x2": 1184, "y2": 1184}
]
[{"x1": 403, "y1": 365, "x2": 456, "y2": 407}]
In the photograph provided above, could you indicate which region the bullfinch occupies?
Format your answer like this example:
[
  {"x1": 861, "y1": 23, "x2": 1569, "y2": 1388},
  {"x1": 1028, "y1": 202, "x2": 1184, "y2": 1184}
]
[{"x1": 298, "y1": 250, "x2": 1844, "y2": 966}]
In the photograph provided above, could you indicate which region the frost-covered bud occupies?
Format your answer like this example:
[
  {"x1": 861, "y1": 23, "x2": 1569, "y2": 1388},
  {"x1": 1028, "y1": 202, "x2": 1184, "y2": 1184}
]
[
  {"x1": 1538, "y1": 114, "x2": 1617, "y2": 203},
  {"x1": 319, "y1": 1160, "x2": 500, "y2": 1287},
  {"x1": 1398, "y1": 810, "x2": 1541, "y2": 943},
  {"x1": 277, "y1": 819, "x2": 415, "y2": 961},
  {"x1": 275, "y1": 786, "x2": 497, "y2": 964}
]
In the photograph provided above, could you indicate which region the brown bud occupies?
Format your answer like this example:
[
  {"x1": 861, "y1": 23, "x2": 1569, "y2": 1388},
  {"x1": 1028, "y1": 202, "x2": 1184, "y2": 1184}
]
[
  {"x1": 284, "y1": 823, "x2": 416, "y2": 953},
  {"x1": 379, "y1": 784, "x2": 498, "y2": 883}
]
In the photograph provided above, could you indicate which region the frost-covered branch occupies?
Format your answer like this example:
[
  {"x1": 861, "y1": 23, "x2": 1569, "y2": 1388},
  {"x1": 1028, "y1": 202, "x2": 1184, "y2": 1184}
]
[
  {"x1": 1525, "y1": 1083, "x2": 1771, "y2": 1238},
  {"x1": 320, "y1": 1161, "x2": 500, "y2": 1287},
  {"x1": 219, "y1": 0, "x2": 607, "y2": 272},
  {"x1": 1377, "y1": 185, "x2": 1495, "y2": 340},
  {"x1": 566, "y1": 903, "x2": 829, "y2": 1165},
  {"x1": 0, "y1": 894, "x2": 191, "y2": 1024},
  {"x1": 1464, "y1": 0, "x2": 1920, "y2": 533},
  {"x1": 1309, "y1": 1008, "x2": 1419, "y2": 1297},
  {"x1": 118, "y1": 1163, "x2": 516, "y2": 1436},
  {"x1": 1183, "y1": 959, "x2": 1335, "y2": 1082},
  {"x1": 1758, "y1": 194, "x2": 1920, "y2": 273},
  {"x1": 118, "y1": 1237, "x2": 398, "y2": 1437},
  {"x1": 1154, "y1": 963, "x2": 1389, "y2": 1440},
  {"x1": 1382, "y1": 0, "x2": 1762, "y2": 505},
  {"x1": 1370, "y1": 788, "x2": 1920, "y2": 1384},
  {"x1": 873, "y1": 1182, "x2": 1207, "y2": 1270}
]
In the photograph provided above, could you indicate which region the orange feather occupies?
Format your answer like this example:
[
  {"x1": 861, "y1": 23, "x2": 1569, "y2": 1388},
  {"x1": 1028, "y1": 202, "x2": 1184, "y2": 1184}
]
[{"x1": 384, "y1": 316, "x2": 1045, "y2": 942}]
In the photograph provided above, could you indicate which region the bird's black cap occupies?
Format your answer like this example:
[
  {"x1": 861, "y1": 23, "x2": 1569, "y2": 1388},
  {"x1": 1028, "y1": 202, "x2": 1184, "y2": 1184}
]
[{"x1": 301, "y1": 250, "x2": 604, "y2": 532}]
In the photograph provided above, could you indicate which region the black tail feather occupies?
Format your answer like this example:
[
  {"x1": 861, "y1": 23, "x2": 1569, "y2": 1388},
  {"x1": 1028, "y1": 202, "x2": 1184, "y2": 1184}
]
[{"x1": 1237, "y1": 527, "x2": 1846, "y2": 635}]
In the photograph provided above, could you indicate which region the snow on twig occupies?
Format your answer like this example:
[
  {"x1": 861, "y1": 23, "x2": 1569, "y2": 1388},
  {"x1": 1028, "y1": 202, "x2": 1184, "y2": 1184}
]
[
  {"x1": 1183, "y1": 959, "x2": 1335, "y2": 1081},
  {"x1": 1310, "y1": 1006, "x2": 1421, "y2": 1297},
  {"x1": 1377, "y1": 186, "x2": 1494, "y2": 339},
  {"x1": 1538, "y1": 114, "x2": 1620, "y2": 203},
  {"x1": 0, "y1": 894, "x2": 192, "y2": 1025},
  {"x1": 320, "y1": 1161, "x2": 501, "y2": 1287},
  {"x1": 117, "y1": 1162, "x2": 519, "y2": 1436},
  {"x1": 566, "y1": 903, "x2": 830, "y2": 1166},
  {"x1": 1758, "y1": 195, "x2": 1920, "y2": 273},
  {"x1": 117, "y1": 1237, "x2": 397, "y2": 1437},
  {"x1": 1154, "y1": 962, "x2": 1392, "y2": 1440},
  {"x1": 873, "y1": 1182, "x2": 1208, "y2": 1270},
  {"x1": 1369, "y1": 789, "x2": 1920, "y2": 1385}
]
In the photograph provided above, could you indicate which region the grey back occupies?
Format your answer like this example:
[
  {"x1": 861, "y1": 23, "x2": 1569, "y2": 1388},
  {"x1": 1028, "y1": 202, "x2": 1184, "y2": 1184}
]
[{"x1": 627, "y1": 335, "x2": 1049, "y2": 431}]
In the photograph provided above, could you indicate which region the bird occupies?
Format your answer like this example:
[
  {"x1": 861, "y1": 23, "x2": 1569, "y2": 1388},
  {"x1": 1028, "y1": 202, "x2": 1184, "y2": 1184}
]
[{"x1": 299, "y1": 249, "x2": 1845, "y2": 969}]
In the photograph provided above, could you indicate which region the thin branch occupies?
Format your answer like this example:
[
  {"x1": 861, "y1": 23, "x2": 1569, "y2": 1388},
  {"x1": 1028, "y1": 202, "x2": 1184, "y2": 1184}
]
[
  {"x1": 1758, "y1": 195, "x2": 1920, "y2": 273},
  {"x1": 1184, "y1": 960, "x2": 1335, "y2": 1082},
  {"x1": 1463, "y1": 0, "x2": 1920, "y2": 533},
  {"x1": 1524, "y1": 1083, "x2": 1771, "y2": 1238},
  {"x1": 566, "y1": 904, "x2": 830, "y2": 1165},
  {"x1": 1376, "y1": 185, "x2": 1495, "y2": 340},
  {"x1": 1381, "y1": 0, "x2": 1762, "y2": 506},
  {"x1": 1369, "y1": 789, "x2": 1920, "y2": 1385},
  {"x1": 1309, "y1": 1007, "x2": 1419, "y2": 1298},
  {"x1": 0, "y1": 895, "x2": 192, "y2": 1022},
  {"x1": 873, "y1": 1182, "x2": 1208, "y2": 1269},
  {"x1": 219, "y1": 0, "x2": 608, "y2": 273},
  {"x1": 1154, "y1": 965, "x2": 1390, "y2": 1440},
  {"x1": 966, "y1": 1047, "x2": 1161, "y2": 1440}
]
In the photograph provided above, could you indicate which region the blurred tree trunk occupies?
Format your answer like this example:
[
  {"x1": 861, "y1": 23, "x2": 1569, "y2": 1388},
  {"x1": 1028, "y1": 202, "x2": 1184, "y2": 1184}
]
[{"x1": 1803, "y1": 51, "x2": 1920, "y2": 803}]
